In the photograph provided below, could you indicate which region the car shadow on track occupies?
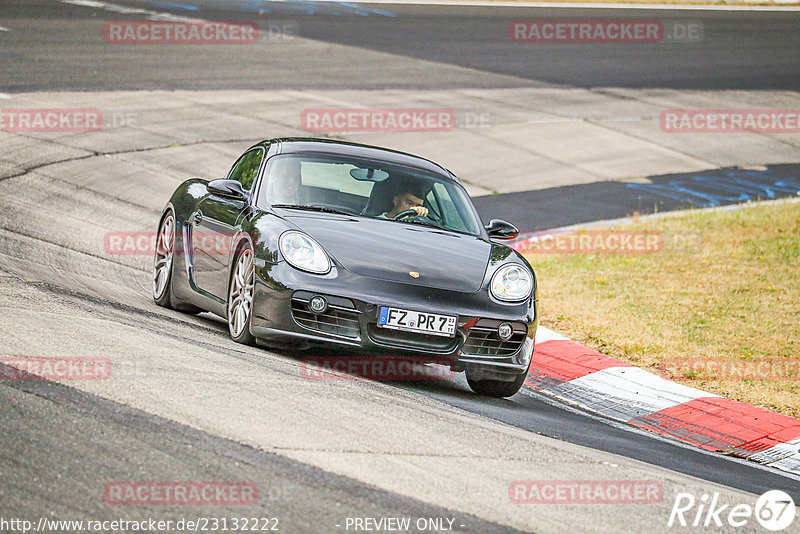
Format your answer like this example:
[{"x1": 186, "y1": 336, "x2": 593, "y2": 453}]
[
  {"x1": 185, "y1": 312, "x2": 528, "y2": 405},
  {"x1": 263, "y1": 343, "x2": 532, "y2": 407}
]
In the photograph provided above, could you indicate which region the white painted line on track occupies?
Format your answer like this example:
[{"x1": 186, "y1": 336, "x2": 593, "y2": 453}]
[
  {"x1": 60, "y1": 0, "x2": 206, "y2": 23},
  {"x1": 0, "y1": 93, "x2": 11, "y2": 99}
]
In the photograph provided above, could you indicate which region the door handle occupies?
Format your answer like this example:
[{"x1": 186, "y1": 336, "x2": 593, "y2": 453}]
[{"x1": 193, "y1": 211, "x2": 203, "y2": 224}]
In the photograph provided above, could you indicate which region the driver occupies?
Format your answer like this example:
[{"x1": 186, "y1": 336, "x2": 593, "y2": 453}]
[{"x1": 380, "y1": 184, "x2": 429, "y2": 219}]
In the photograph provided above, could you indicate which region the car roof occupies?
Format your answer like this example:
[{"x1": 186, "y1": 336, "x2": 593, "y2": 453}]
[{"x1": 256, "y1": 137, "x2": 460, "y2": 184}]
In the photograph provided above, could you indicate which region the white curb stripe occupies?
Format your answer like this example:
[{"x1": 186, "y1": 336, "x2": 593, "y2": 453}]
[
  {"x1": 750, "y1": 438, "x2": 800, "y2": 465},
  {"x1": 549, "y1": 366, "x2": 715, "y2": 422},
  {"x1": 532, "y1": 317, "x2": 799, "y2": 474},
  {"x1": 769, "y1": 453, "x2": 800, "y2": 474},
  {"x1": 534, "y1": 325, "x2": 570, "y2": 343}
]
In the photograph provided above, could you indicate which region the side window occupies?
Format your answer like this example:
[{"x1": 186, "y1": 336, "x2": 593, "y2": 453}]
[{"x1": 227, "y1": 148, "x2": 264, "y2": 191}]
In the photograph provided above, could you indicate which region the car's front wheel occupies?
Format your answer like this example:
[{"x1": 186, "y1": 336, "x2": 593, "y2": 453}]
[
  {"x1": 466, "y1": 365, "x2": 529, "y2": 398},
  {"x1": 152, "y1": 211, "x2": 176, "y2": 308},
  {"x1": 227, "y1": 244, "x2": 256, "y2": 345},
  {"x1": 153, "y1": 210, "x2": 202, "y2": 313}
]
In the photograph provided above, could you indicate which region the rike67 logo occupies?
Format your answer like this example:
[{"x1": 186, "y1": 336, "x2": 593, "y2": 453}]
[{"x1": 669, "y1": 490, "x2": 796, "y2": 531}]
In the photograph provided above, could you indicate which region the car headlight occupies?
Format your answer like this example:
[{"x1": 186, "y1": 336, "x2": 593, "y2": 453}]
[
  {"x1": 279, "y1": 231, "x2": 331, "y2": 274},
  {"x1": 490, "y1": 263, "x2": 532, "y2": 302}
]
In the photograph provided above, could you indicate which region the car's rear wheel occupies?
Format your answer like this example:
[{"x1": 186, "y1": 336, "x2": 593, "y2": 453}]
[
  {"x1": 227, "y1": 244, "x2": 256, "y2": 345},
  {"x1": 466, "y1": 366, "x2": 529, "y2": 398}
]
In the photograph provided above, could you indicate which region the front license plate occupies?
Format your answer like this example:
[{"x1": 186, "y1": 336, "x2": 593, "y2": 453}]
[{"x1": 378, "y1": 307, "x2": 457, "y2": 337}]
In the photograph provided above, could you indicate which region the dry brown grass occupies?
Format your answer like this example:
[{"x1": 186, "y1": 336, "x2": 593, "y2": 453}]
[{"x1": 524, "y1": 200, "x2": 800, "y2": 418}]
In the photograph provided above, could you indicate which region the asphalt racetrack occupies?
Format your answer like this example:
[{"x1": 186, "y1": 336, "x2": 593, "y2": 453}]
[{"x1": 1, "y1": 1, "x2": 799, "y2": 533}]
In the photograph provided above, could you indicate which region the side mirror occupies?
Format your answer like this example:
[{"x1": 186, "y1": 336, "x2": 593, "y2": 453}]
[
  {"x1": 485, "y1": 219, "x2": 519, "y2": 240},
  {"x1": 208, "y1": 179, "x2": 248, "y2": 201}
]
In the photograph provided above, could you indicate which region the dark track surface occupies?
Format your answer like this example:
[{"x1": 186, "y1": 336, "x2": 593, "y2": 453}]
[
  {"x1": 473, "y1": 163, "x2": 800, "y2": 232},
  {"x1": 1, "y1": 0, "x2": 799, "y2": 91},
  {"x1": 0, "y1": 373, "x2": 519, "y2": 534},
  {"x1": 410, "y1": 382, "x2": 800, "y2": 502}
]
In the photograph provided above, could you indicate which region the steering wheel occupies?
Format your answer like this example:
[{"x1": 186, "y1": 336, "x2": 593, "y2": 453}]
[
  {"x1": 393, "y1": 209, "x2": 445, "y2": 230},
  {"x1": 393, "y1": 209, "x2": 420, "y2": 220}
]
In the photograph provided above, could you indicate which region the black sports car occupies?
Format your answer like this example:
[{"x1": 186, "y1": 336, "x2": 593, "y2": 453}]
[{"x1": 153, "y1": 138, "x2": 537, "y2": 397}]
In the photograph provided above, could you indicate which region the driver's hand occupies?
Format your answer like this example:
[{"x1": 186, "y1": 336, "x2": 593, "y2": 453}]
[{"x1": 412, "y1": 206, "x2": 428, "y2": 217}]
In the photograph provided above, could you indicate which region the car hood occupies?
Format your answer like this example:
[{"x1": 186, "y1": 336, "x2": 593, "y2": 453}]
[{"x1": 280, "y1": 212, "x2": 490, "y2": 292}]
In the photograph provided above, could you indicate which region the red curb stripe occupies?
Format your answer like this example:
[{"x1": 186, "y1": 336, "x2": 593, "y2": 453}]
[
  {"x1": 628, "y1": 396, "x2": 800, "y2": 452},
  {"x1": 526, "y1": 339, "x2": 631, "y2": 389},
  {"x1": 528, "y1": 328, "x2": 800, "y2": 473}
]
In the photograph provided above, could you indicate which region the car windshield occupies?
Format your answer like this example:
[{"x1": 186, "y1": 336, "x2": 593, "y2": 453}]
[{"x1": 256, "y1": 153, "x2": 483, "y2": 236}]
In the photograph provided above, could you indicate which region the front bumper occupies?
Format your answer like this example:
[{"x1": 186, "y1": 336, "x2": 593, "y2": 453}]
[{"x1": 249, "y1": 261, "x2": 537, "y2": 375}]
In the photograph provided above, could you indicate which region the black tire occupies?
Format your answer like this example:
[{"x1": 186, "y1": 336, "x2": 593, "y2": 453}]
[
  {"x1": 152, "y1": 210, "x2": 202, "y2": 313},
  {"x1": 153, "y1": 211, "x2": 177, "y2": 309},
  {"x1": 227, "y1": 244, "x2": 256, "y2": 346},
  {"x1": 466, "y1": 367, "x2": 529, "y2": 398}
]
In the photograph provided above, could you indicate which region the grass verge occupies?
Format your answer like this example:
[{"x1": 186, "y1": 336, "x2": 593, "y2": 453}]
[{"x1": 523, "y1": 199, "x2": 800, "y2": 418}]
